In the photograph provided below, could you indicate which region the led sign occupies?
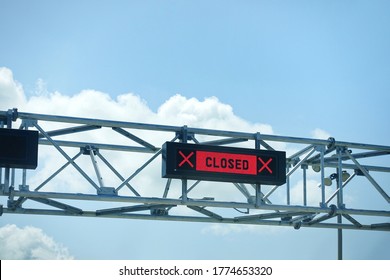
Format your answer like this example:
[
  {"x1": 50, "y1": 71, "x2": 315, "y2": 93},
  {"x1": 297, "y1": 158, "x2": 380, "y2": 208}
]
[
  {"x1": 162, "y1": 142, "x2": 286, "y2": 185},
  {"x1": 0, "y1": 128, "x2": 39, "y2": 169}
]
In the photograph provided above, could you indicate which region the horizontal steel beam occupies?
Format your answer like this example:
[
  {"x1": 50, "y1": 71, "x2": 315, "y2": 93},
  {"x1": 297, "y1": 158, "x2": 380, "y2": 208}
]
[
  {"x1": 39, "y1": 139, "x2": 155, "y2": 153},
  {"x1": 8, "y1": 190, "x2": 390, "y2": 217},
  {"x1": 39, "y1": 124, "x2": 101, "y2": 138},
  {"x1": 235, "y1": 211, "x2": 308, "y2": 221},
  {"x1": 310, "y1": 151, "x2": 390, "y2": 164},
  {"x1": 96, "y1": 204, "x2": 176, "y2": 216},
  {"x1": 200, "y1": 137, "x2": 248, "y2": 146},
  {"x1": 2, "y1": 110, "x2": 388, "y2": 151},
  {"x1": 14, "y1": 111, "x2": 181, "y2": 133},
  {"x1": 3, "y1": 208, "x2": 389, "y2": 231}
]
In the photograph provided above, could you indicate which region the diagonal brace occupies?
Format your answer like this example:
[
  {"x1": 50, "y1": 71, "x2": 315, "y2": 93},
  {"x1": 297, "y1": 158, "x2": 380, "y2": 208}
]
[
  {"x1": 39, "y1": 124, "x2": 101, "y2": 138},
  {"x1": 342, "y1": 214, "x2": 362, "y2": 228},
  {"x1": 112, "y1": 127, "x2": 157, "y2": 151},
  {"x1": 116, "y1": 149, "x2": 162, "y2": 191},
  {"x1": 96, "y1": 204, "x2": 176, "y2": 216},
  {"x1": 346, "y1": 150, "x2": 390, "y2": 203},
  {"x1": 187, "y1": 205, "x2": 223, "y2": 221},
  {"x1": 34, "y1": 123, "x2": 100, "y2": 191},
  {"x1": 308, "y1": 205, "x2": 337, "y2": 225},
  {"x1": 235, "y1": 211, "x2": 308, "y2": 221},
  {"x1": 11, "y1": 151, "x2": 83, "y2": 209},
  {"x1": 29, "y1": 197, "x2": 83, "y2": 214},
  {"x1": 97, "y1": 152, "x2": 140, "y2": 196}
]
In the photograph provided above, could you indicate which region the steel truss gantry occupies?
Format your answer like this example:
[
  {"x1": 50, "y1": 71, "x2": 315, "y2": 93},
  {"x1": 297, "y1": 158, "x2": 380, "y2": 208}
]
[{"x1": 1, "y1": 109, "x2": 389, "y2": 234}]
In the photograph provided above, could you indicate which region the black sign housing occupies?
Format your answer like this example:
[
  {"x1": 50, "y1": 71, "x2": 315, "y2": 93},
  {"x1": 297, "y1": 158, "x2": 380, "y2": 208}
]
[
  {"x1": 162, "y1": 142, "x2": 286, "y2": 185},
  {"x1": 0, "y1": 128, "x2": 39, "y2": 169}
]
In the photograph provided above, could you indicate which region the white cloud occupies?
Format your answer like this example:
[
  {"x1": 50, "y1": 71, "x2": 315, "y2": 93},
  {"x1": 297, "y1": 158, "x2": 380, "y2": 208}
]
[
  {"x1": 0, "y1": 224, "x2": 73, "y2": 260},
  {"x1": 311, "y1": 128, "x2": 331, "y2": 139},
  {"x1": 158, "y1": 94, "x2": 273, "y2": 134},
  {"x1": 33, "y1": 78, "x2": 50, "y2": 97},
  {"x1": 0, "y1": 67, "x2": 26, "y2": 109},
  {"x1": 201, "y1": 224, "x2": 251, "y2": 236},
  {"x1": 201, "y1": 221, "x2": 289, "y2": 236},
  {"x1": 25, "y1": 89, "x2": 155, "y2": 123}
]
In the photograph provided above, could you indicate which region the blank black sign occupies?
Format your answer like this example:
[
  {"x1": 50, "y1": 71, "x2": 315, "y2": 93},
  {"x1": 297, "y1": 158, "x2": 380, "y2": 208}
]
[{"x1": 0, "y1": 128, "x2": 38, "y2": 169}]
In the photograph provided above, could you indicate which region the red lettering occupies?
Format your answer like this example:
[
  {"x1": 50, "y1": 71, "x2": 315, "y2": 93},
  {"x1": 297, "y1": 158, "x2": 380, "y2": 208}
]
[
  {"x1": 196, "y1": 151, "x2": 257, "y2": 175},
  {"x1": 206, "y1": 157, "x2": 212, "y2": 167}
]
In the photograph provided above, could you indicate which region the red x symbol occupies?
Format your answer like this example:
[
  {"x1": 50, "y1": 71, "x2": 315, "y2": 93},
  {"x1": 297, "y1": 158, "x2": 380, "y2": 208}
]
[
  {"x1": 178, "y1": 151, "x2": 194, "y2": 168},
  {"x1": 258, "y1": 157, "x2": 273, "y2": 174}
]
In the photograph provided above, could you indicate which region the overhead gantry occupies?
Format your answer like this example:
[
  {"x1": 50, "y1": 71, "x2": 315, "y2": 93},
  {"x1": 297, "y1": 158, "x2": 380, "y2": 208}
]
[{"x1": 0, "y1": 108, "x2": 389, "y2": 233}]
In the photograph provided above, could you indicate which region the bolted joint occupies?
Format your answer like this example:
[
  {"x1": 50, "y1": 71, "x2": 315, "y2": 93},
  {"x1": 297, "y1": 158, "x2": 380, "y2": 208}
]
[
  {"x1": 327, "y1": 137, "x2": 336, "y2": 150},
  {"x1": 291, "y1": 157, "x2": 300, "y2": 166},
  {"x1": 254, "y1": 132, "x2": 261, "y2": 149},
  {"x1": 2, "y1": 108, "x2": 18, "y2": 127},
  {"x1": 176, "y1": 126, "x2": 195, "y2": 143},
  {"x1": 7, "y1": 199, "x2": 18, "y2": 210},
  {"x1": 328, "y1": 204, "x2": 337, "y2": 216},
  {"x1": 293, "y1": 222, "x2": 302, "y2": 230},
  {"x1": 315, "y1": 145, "x2": 326, "y2": 153},
  {"x1": 97, "y1": 187, "x2": 117, "y2": 196},
  {"x1": 354, "y1": 169, "x2": 367, "y2": 176},
  {"x1": 81, "y1": 146, "x2": 99, "y2": 155},
  {"x1": 151, "y1": 208, "x2": 169, "y2": 216},
  {"x1": 8, "y1": 108, "x2": 18, "y2": 122},
  {"x1": 21, "y1": 119, "x2": 37, "y2": 129},
  {"x1": 340, "y1": 148, "x2": 352, "y2": 156},
  {"x1": 337, "y1": 146, "x2": 350, "y2": 155},
  {"x1": 19, "y1": 184, "x2": 30, "y2": 191}
]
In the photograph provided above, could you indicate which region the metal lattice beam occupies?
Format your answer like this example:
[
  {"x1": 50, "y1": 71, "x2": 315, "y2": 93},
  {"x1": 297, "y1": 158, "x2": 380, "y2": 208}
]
[{"x1": 0, "y1": 109, "x2": 389, "y2": 232}]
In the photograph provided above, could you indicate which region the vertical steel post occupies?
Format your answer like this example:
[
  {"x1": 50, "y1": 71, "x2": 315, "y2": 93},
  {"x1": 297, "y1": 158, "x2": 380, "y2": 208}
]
[
  {"x1": 338, "y1": 214, "x2": 343, "y2": 260},
  {"x1": 20, "y1": 121, "x2": 30, "y2": 191},
  {"x1": 302, "y1": 165, "x2": 308, "y2": 206},
  {"x1": 319, "y1": 146, "x2": 326, "y2": 207},
  {"x1": 255, "y1": 133, "x2": 262, "y2": 207},
  {"x1": 337, "y1": 147, "x2": 344, "y2": 260},
  {"x1": 181, "y1": 126, "x2": 188, "y2": 203},
  {"x1": 1, "y1": 167, "x2": 8, "y2": 195},
  {"x1": 89, "y1": 147, "x2": 105, "y2": 189},
  {"x1": 3, "y1": 109, "x2": 14, "y2": 194},
  {"x1": 337, "y1": 148, "x2": 344, "y2": 208},
  {"x1": 21, "y1": 169, "x2": 27, "y2": 190},
  {"x1": 286, "y1": 164, "x2": 290, "y2": 205},
  {"x1": 0, "y1": 118, "x2": 2, "y2": 191},
  {"x1": 11, "y1": 168, "x2": 15, "y2": 189}
]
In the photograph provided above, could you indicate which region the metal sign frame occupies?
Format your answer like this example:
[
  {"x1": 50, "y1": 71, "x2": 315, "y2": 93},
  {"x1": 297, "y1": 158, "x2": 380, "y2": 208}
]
[{"x1": 0, "y1": 109, "x2": 389, "y2": 238}]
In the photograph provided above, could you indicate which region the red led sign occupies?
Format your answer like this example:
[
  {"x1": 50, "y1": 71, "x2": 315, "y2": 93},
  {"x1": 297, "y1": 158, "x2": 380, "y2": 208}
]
[
  {"x1": 196, "y1": 151, "x2": 256, "y2": 175},
  {"x1": 162, "y1": 142, "x2": 286, "y2": 185}
]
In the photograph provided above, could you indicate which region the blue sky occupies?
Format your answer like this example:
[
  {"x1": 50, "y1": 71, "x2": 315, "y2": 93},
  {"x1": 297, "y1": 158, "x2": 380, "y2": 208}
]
[{"x1": 0, "y1": 0, "x2": 389, "y2": 259}]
